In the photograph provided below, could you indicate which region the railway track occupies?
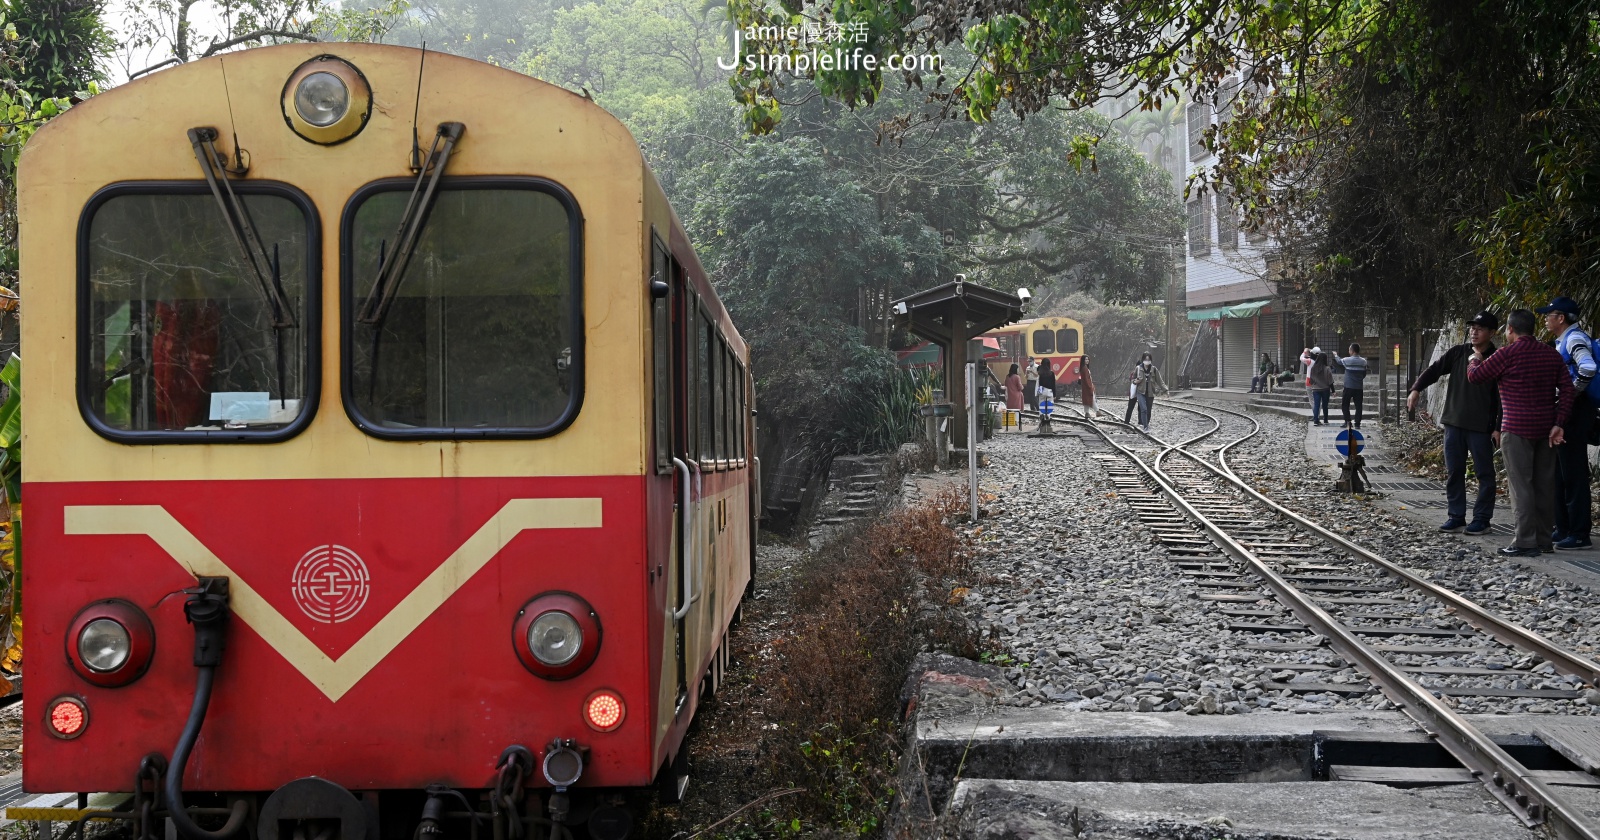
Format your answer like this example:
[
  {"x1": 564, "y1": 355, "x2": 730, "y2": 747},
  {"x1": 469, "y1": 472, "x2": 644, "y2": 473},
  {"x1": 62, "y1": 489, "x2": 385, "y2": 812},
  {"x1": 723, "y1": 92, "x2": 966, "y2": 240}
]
[{"x1": 1053, "y1": 399, "x2": 1600, "y2": 839}]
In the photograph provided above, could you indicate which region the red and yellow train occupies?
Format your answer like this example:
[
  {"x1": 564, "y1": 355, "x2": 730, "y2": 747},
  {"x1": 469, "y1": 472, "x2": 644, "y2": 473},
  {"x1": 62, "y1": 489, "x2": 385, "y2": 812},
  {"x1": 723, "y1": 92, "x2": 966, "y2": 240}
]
[{"x1": 20, "y1": 43, "x2": 751, "y2": 840}]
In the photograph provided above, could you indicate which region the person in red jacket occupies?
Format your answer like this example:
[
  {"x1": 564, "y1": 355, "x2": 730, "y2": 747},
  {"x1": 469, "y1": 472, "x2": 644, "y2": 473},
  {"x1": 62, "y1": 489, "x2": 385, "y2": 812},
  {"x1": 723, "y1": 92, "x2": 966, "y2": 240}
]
[{"x1": 1467, "y1": 309, "x2": 1575, "y2": 557}]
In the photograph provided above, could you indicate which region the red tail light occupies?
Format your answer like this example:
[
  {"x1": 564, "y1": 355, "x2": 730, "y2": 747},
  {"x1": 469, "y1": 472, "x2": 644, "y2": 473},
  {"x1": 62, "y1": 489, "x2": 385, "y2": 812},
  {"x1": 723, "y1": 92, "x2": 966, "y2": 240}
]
[
  {"x1": 583, "y1": 689, "x2": 625, "y2": 732},
  {"x1": 47, "y1": 696, "x2": 88, "y2": 739}
]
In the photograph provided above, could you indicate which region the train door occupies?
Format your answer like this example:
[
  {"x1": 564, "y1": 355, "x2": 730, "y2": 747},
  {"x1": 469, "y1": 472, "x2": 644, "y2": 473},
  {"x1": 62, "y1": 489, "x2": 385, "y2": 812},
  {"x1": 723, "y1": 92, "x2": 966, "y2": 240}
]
[{"x1": 652, "y1": 235, "x2": 692, "y2": 717}]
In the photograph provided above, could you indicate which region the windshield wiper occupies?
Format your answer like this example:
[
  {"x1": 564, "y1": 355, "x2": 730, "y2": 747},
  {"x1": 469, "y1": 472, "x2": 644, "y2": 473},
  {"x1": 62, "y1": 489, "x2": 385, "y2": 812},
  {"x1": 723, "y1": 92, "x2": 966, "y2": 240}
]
[
  {"x1": 357, "y1": 122, "x2": 465, "y2": 326},
  {"x1": 187, "y1": 128, "x2": 296, "y2": 329}
]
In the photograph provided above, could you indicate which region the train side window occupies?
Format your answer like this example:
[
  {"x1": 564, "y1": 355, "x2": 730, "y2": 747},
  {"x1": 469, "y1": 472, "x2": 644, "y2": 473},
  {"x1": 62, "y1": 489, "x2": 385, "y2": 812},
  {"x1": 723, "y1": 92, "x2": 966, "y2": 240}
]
[
  {"x1": 79, "y1": 185, "x2": 318, "y2": 441},
  {"x1": 651, "y1": 236, "x2": 672, "y2": 474},
  {"x1": 1058, "y1": 329, "x2": 1079, "y2": 354},
  {"x1": 344, "y1": 180, "x2": 582, "y2": 439},
  {"x1": 1032, "y1": 329, "x2": 1055, "y2": 355},
  {"x1": 732, "y1": 353, "x2": 745, "y2": 457},
  {"x1": 698, "y1": 309, "x2": 713, "y2": 463},
  {"x1": 721, "y1": 342, "x2": 734, "y2": 462},
  {"x1": 684, "y1": 289, "x2": 697, "y2": 460}
]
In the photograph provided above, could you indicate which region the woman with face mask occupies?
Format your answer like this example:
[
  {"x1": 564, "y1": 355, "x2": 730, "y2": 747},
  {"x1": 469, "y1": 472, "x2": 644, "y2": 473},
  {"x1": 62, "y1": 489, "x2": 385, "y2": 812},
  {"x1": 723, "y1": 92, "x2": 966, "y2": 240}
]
[{"x1": 1132, "y1": 352, "x2": 1167, "y2": 432}]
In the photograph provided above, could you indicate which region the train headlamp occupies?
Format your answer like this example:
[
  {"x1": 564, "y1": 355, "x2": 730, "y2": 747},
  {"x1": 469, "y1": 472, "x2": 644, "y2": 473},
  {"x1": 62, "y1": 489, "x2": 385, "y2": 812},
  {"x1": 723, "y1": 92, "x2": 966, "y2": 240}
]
[
  {"x1": 281, "y1": 55, "x2": 372, "y2": 145},
  {"x1": 529, "y1": 612, "x2": 582, "y2": 667},
  {"x1": 78, "y1": 619, "x2": 131, "y2": 672},
  {"x1": 67, "y1": 600, "x2": 155, "y2": 687},
  {"x1": 513, "y1": 592, "x2": 602, "y2": 680},
  {"x1": 294, "y1": 72, "x2": 348, "y2": 126}
]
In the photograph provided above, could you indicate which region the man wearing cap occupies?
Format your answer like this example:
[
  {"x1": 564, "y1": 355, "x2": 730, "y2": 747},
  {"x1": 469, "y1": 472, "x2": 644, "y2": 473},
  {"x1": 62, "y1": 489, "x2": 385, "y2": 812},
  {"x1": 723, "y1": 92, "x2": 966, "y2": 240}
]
[
  {"x1": 1467, "y1": 309, "x2": 1574, "y2": 557},
  {"x1": 1407, "y1": 311, "x2": 1502, "y2": 535},
  {"x1": 1539, "y1": 296, "x2": 1596, "y2": 550}
]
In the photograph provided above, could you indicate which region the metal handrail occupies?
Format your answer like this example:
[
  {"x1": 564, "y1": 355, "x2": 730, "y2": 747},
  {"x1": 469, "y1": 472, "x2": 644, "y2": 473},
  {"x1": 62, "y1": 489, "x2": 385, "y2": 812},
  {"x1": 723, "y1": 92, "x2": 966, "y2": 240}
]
[{"x1": 671, "y1": 457, "x2": 701, "y2": 621}]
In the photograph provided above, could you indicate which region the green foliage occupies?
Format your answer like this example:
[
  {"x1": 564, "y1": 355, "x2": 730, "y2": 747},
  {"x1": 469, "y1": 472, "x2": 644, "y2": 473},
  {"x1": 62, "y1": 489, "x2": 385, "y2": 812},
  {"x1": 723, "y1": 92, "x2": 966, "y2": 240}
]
[
  {"x1": 795, "y1": 722, "x2": 898, "y2": 835},
  {"x1": 0, "y1": 356, "x2": 18, "y2": 506},
  {"x1": 2, "y1": 0, "x2": 111, "y2": 100},
  {"x1": 831, "y1": 363, "x2": 936, "y2": 455},
  {"x1": 717, "y1": 0, "x2": 1600, "y2": 325}
]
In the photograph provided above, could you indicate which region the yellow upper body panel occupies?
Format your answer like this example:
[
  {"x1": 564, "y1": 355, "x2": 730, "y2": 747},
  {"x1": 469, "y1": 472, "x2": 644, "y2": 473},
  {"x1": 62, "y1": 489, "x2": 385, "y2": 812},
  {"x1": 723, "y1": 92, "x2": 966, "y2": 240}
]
[{"x1": 20, "y1": 43, "x2": 659, "y2": 483}]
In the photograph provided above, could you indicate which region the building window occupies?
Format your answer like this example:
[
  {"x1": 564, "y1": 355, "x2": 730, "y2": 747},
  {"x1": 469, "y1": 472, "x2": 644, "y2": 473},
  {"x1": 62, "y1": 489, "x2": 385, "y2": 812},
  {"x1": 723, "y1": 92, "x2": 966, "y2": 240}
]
[
  {"x1": 1216, "y1": 191, "x2": 1238, "y2": 250},
  {"x1": 1187, "y1": 100, "x2": 1211, "y2": 161},
  {"x1": 1217, "y1": 76, "x2": 1240, "y2": 125},
  {"x1": 1187, "y1": 197, "x2": 1211, "y2": 256}
]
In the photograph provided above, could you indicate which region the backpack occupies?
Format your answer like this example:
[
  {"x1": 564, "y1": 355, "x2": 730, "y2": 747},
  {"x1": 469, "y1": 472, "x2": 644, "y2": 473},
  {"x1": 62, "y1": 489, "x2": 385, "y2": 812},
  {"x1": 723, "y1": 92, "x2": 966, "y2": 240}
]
[{"x1": 1557, "y1": 329, "x2": 1600, "y2": 444}]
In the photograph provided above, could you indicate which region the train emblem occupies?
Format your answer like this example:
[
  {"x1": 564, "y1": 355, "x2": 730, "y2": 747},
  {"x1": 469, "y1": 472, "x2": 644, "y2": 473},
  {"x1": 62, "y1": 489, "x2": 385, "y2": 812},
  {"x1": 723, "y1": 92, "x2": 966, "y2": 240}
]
[{"x1": 290, "y1": 545, "x2": 371, "y2": 624}]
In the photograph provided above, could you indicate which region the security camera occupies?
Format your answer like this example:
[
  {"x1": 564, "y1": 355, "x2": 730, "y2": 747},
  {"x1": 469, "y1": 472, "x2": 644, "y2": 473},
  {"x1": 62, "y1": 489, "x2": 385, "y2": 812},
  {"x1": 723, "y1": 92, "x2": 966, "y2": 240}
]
[
  {"x1": 893, "y1": 301, "x2": 909, "y2": 316},
  {"x1": 1016, "y1": 287, "x2": 1032, "y2": 304},
  {"x1": 954, "y1": 273, "x2": 967, "y2": 282}
]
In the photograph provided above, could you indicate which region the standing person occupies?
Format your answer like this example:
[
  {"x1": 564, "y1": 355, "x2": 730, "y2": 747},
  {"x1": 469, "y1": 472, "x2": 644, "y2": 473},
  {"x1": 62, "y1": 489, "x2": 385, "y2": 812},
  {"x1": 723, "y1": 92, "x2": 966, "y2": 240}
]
[
  {"x1": 1079, "y1": 356, "x2": 1097, "y2": 415},
  {"x1": 1467, "y1": 309, "x2": 1575, "y2": 557},
  {"x1": 1024, "y1": 358, "x2": 1039, "y2": 412},
  {"x1": 1300, "y1": 346, "x2": 1317, "y2": 388},
  {"x1": 1538, "y1": 296, "x2": 1597, "y2": 550},
  {"x1": 1036, "y1": 357, "x2": 1056, "y2": 406},
  {"x1": 1004, "y1": 363, "x2": 1025, "y2": 413},
  {"x1": 1133, "y1": 352, "x2": 1167, "y2": 432},
  {"x1": 1337, "y1": 344, "x2": 1370, "y2": 428},
  {"x1": 1406, "y1": 310, "x2": 1502, "y2": 536},
  {"x1": 1308, "y1": 351, "x2": 1334, "y2": 426}
]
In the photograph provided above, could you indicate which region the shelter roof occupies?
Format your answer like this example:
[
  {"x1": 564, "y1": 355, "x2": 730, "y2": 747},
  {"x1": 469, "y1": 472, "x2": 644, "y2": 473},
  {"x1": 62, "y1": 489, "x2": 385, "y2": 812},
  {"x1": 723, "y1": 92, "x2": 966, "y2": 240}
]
[{"x1": 892, "y1": 280, "x2": 1025, "y2": 345}]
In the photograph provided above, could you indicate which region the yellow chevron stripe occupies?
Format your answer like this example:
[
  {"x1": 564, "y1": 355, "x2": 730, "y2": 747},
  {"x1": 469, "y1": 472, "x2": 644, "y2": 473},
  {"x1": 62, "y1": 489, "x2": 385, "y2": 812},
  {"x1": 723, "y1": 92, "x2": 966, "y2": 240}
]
[{"x1": 63, "y1": 498, "x2": 603, "y2": 701}]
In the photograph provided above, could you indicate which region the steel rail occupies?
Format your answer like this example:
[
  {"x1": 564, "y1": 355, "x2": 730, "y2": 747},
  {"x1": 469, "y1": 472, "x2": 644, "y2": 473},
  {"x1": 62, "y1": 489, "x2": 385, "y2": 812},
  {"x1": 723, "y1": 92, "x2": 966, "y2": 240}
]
[
  {"x1": 1151, "y1": 398, "x2": 1600, "y2": 688},
  {"x1": 1061, "y1": 411, "x2": 1599, "y2": 837}
]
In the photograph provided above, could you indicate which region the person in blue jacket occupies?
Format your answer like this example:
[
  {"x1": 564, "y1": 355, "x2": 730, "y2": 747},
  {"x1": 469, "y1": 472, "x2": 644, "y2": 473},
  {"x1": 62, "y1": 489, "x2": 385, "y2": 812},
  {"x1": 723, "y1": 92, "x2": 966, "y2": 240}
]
[{"x1": 1539, "y1": 296, "x2": 1596, "y2": 550}]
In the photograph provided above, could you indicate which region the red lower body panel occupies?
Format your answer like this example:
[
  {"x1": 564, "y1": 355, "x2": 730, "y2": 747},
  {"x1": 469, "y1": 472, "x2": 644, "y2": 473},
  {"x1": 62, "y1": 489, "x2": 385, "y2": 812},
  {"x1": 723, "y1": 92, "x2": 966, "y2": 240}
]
[{"x1": 23, "y1": 475, "x2": 658, "y2": 793}]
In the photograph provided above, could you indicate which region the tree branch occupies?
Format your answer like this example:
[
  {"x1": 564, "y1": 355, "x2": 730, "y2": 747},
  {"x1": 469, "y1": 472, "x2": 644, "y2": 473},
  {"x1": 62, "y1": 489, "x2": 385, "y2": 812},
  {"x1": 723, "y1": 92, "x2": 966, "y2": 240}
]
[{"x1": 200, "y1": 29, "x2": 321, "y2": 58}]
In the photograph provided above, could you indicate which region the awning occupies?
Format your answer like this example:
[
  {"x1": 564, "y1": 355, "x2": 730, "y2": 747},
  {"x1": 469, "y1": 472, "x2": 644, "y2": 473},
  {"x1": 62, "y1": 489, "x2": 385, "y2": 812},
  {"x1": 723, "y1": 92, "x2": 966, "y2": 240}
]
[{"x1": 1187, "y1": 299, "x2": 1272, "y2": 321}]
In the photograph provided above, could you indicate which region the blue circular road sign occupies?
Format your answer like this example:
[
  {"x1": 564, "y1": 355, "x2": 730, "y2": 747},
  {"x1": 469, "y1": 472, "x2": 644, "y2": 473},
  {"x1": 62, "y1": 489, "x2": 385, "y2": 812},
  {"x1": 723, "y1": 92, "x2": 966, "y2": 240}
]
[
  {"x1": 1039, "y1": 398, "x2": 1054, "y2": 416},
  {"x1": 1335, "y1": 428, "x2": 1365, "y2": 457}
]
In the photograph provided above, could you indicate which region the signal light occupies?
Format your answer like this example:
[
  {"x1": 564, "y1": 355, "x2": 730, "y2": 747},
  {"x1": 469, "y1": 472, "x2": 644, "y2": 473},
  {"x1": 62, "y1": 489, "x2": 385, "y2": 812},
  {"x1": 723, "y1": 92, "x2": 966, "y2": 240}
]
[
  {"x1": 583, "y1": 689, "x2": 625, "y2": 732},
  {"x1": 47, "y1": 697, "x2": 88, "y2": 739}
]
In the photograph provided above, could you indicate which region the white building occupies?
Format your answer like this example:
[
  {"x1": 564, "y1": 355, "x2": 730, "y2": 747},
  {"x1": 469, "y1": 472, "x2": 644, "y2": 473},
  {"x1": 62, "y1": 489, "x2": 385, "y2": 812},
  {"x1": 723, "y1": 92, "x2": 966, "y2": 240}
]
[{"x1": 1182, "y1": 86, "x2": 1307, "y2": 389}]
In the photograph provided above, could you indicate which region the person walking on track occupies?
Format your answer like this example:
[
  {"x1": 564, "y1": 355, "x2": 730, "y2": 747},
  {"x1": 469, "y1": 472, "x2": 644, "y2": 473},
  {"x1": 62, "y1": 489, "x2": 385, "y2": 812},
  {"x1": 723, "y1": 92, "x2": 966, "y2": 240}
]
[
  {"x1": 1467, "y1": 308, "x2": 1575, "y2": 558},
  {"x1": 1539, "y1": 296, "x2": 1597, "y2": 550},
  {"x1": 1336, "y1": 344, "x2": 1370, "y2": 428},
  {"x1": 1407, "y1": 310, "x2": 1502, "y2": 536},
  {"x1": 1132, "y1": 352, "x2": 1166, "y2": 432}
]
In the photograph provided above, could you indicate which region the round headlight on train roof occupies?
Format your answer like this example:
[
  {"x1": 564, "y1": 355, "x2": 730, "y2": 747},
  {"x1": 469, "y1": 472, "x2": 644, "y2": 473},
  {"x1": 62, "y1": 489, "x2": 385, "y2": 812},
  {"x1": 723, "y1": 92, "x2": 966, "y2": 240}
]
[
  {"x1": 513, "y1": 592, "x2": 602, "y2": 680},
  {"x1": 281, "y1": 55, "x2": 372, "y2": 146},
  {"x1": 66, "y1": 600, "x2": 155, "y2": 687},
  {"x1": 295, "y1": 72, "x2": 349, "y2": 126}
]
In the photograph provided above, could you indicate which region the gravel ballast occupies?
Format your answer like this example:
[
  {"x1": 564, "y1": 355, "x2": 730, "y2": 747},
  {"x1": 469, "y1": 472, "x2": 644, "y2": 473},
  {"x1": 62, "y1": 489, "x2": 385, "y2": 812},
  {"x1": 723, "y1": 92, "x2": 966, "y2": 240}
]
[{"x1": 957, "y1": 400, "x2": 1600, "y2": 717}]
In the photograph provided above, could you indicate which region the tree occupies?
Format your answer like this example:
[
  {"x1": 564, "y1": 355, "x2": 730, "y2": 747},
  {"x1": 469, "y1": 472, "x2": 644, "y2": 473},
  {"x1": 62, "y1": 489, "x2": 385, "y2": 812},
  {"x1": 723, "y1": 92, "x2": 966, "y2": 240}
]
[
  {"x1": 4, "y1": 0, "x2": 111, "y2": 100},
  {"x1": 119, "y1": 0, "x2": 409, "y2": 79},
  {"x1": 719, "y1": 0, "x2": 1600, "y2": 322}
]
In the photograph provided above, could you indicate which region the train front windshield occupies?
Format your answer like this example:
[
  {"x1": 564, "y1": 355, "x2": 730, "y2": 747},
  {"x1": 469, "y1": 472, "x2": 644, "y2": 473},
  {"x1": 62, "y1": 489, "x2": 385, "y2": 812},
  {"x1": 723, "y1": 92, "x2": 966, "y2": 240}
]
[
  {"x1": 346, "y1": 184, "x2": 580, "y2": 434},
  {"x1": 81, "y1": 188, "x2": 313, "y2": 435}
]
